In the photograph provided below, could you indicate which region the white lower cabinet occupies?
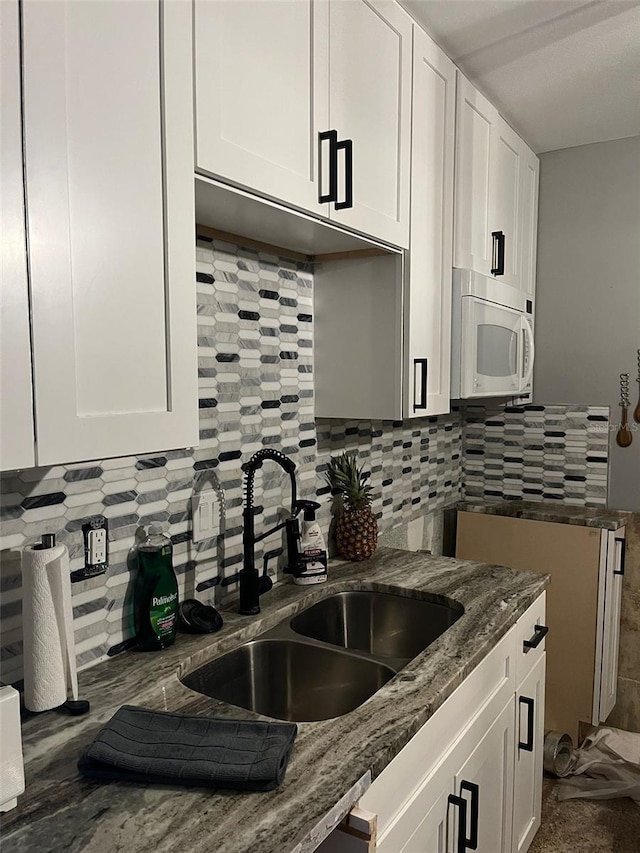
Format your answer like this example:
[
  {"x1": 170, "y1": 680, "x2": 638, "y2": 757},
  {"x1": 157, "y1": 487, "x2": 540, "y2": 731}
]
[
  {"x1": 513, "y1": 655, "x2": 546, "y2": 853},
  {"x1": 324, "y1": 595, "x2": 546, "y2": 853},
  {"x1": 380, "y1": 698, "x2": 514, "y2": 853},
  {"x1": 454, "y1": 698, "x2": 515, "y2": 853}
]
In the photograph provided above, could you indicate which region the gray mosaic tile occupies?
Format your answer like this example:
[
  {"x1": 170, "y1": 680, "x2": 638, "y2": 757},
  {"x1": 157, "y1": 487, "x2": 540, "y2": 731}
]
[
  {"x1": 461, "y1": 403, "x2": 609, "y2": 506},
  {"x1": 0, "y1": 235, "x2": 611, "y2": 687}
]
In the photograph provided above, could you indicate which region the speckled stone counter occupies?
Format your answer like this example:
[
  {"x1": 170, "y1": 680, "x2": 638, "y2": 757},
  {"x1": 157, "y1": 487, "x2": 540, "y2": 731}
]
[
  {"x1": 458, "y1": 499, "x2": 629, "y2": 530},
  {"x1": 1, "y1": 548, "x2": 548, "y2": 853}
]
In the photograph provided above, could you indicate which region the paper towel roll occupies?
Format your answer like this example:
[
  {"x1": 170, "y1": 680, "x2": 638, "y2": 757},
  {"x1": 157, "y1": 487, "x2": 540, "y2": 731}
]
[{"x1": 21, "y1": 542, "x2": 78, "y2": 713}]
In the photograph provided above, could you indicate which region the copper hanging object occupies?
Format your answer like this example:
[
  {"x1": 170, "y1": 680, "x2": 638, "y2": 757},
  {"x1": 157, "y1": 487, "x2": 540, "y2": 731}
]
[
  {"x1": 616, "y1": 373, "x2": 633, "y2": 447},
  {"x1": 634, "y1": 349, "x2": 640, "y2": 424}
]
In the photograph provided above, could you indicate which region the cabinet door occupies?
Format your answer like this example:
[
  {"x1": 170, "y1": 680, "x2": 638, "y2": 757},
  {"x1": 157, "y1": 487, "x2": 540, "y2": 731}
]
[
  {"x1": 513, "y1": 655, "x2": 546, "y2": 853},
  {"x1": 489, "y1": 116, "x2": 523, "y2": 289},
  {"x1": 395, "y1": 774, "x2": 452, "y2": 853},
  {"x1": 404, "y1": 26, "x2": 455, "y2": 417},
  {"x1": 1, "y1": 0, "x2": 36, "y2": 471},
  {"x1": 453, "y1": 698, "x2": 515, "y2": 853},
  {"x1": 598, "y1": 529, "x2": 625, "y2": 722},
  {"x1": 194, "y1": 0, "x2": 329, "y2": 215},
  {"x1": 376, "y1": 749, "x2": 455, "y2": 853},
  {"x1": 519, "y1": 145, "x2": 540, "y2": 302},
  {"x1": 454, "y1": 73, "x2": 497, "y2": 276},
  {"x1": 22, "y1": 0, "x2": 198, "y2": 465},
  {"x1": 328, "y1": 0, "x2": 411, "y2": 248}
]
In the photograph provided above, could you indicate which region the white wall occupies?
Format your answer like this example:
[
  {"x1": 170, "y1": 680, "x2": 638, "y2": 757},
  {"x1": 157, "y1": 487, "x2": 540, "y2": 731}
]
[{"x1": 534, "y1": 136, "x2": 640, "y2": 511}]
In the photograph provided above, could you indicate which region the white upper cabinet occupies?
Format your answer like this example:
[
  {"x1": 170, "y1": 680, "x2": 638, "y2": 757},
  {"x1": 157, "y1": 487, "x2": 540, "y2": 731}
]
[
  {"x1": 454, "y1": 75, "x2": 497, "y2": 277},
  {"x1": 314, "y1": 23, "x2": 454, "y2": 422},
  {"x1": 519, "y1": 144, "x2": 540, "y2": 301},
  {"x1": 194, "y1": 0, "x2": 329, "y2": 216},
  {"x1": 22, "y1": 0, "x2": 198, "y2": 466},
  {"x1": 405, "y1": 25, "x2": 456, "y2": 417},
  {"x1": 1, "y1": 0, "x2": 35, "y2": 472},
  {"x1": 454, "y1": 73, "x2": 539, "y2": 297},
  {"x1": 194, "y1": 0, "x2": 411, "y2": 249},
  {"x1": 327, "y1": 0, "x2": 412, "y2": 248},
  {"x1": 490, "y1": 116, "x2": 523, "y2": 289}
]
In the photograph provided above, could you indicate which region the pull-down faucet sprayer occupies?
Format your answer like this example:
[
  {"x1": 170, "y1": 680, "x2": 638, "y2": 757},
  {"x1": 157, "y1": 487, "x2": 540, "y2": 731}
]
[{"x1": 239, "y1": 449, "x2": 299, "y2": 615}]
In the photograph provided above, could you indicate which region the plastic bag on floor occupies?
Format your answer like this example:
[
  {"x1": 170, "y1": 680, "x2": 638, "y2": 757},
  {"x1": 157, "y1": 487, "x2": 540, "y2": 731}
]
[{"x1": 558, "y1": 726, "x2": 640, "y2": 802}]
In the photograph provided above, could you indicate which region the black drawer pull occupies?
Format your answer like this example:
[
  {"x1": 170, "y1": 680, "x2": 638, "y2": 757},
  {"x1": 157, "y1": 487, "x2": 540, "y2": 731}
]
[
  {"x1": 318, "y1": 130, "x2": 338, "y2": 204},
  {"x1": 413, "y1": 358, "x2": 428, "y2": 411},
  {"x1": 518, "y1": 696, "x2": 535, "y2": 752},
  {"x1": 448, "y1": 793, "x2": 468, "y2": 853},
  {"x1": 334, "y1": 137, "x2": 353, "y2": 210},
  {"x1": 523, "y1": 624, "x2": 548, "y2": 651},
  {"x1": 460, "y1": 780, "x2": 479, "y2": 850},
  {"x1": 614, "y1": 537, "x2": 625, "y2": 575},
  {"x1": 491, "y1": 230, "x2": 505, "y2": 276}
]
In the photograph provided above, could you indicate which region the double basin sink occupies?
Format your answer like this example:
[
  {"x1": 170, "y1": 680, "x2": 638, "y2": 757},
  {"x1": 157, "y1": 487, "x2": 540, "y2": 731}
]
[{"x1": 181, "y1": 590, "x2": 463, "y2": 723}]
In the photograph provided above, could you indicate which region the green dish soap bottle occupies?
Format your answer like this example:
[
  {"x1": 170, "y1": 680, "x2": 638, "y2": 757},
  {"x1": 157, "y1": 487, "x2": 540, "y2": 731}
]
[{"x1": 134, "y1": 523, "x2": 179, "y2": 651}]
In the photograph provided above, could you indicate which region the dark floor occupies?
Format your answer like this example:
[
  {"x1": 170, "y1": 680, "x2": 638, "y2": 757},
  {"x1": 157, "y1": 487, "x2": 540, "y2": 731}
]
[{"x1": 529, "y1": 779, "x2": 640, "y2": 853}]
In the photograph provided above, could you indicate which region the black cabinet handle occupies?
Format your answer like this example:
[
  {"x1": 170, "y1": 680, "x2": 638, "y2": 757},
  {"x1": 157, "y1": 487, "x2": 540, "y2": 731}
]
[
  {"x1": 518, "y1": 696, "x2": 535, "y2": 752},
  {"x1": 614, "y1": 537, "x2": 626, "y2": 575},
  {"x1": 318, "y1": 130, "x2": 338, "y2": 204},
  {"x1": 522, "y1": 625, "x2": 549, "y2": 649},
  {"x1": 460, "y1": 781, "x2": 479, "y2": 850},
  {"x1": 334, "y1": 137, "x2": 353, "y2": 210},
  {"x1": 413, "y1": 358, "x2": 428, "y2": 412},
  {"x1": 448, "y1": 794, "x2": 468, "y2": 853},
  {"x1": 491, "y1": 230, "x2": 505, "y2": 276},
  {"x1": 523, "y1": 624, "x2": 548, "y2": 650}
]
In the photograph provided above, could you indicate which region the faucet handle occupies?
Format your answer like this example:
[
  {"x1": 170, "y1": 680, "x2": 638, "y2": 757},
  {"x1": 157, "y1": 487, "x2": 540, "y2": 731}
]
[
  {"x1": 262, "y1": 547, "x2": 283, "y2": 577},
  {"x1": 258, "y1": 548, "x2": 282, "y2": 597}
]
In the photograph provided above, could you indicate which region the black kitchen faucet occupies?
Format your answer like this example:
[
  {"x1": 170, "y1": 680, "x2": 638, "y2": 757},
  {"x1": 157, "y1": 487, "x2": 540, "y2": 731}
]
[{"x1": 239, "y1": 448, "x2": 302, "y2": 615}]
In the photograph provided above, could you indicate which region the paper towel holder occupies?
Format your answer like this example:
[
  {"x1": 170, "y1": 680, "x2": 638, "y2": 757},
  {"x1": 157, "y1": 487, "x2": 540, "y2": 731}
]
[{"x1": 29, "y1": 534, "x2": 91, "y2": 716}]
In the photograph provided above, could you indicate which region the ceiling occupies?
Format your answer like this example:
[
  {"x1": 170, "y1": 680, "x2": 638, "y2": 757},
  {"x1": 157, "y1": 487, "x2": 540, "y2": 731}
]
[{"x1": 400, "y1": 0, "x2": 640, "y2": 153}]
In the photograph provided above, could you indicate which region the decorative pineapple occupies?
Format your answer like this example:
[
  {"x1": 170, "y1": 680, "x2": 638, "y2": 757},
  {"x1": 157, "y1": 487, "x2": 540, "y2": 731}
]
[{"x1": 324, "y1": 452, "x2": 378, "y2": 561}]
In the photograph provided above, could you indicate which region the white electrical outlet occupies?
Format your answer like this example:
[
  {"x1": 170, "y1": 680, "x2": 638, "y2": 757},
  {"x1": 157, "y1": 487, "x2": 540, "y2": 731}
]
[
  {"x1": 88, "y1": 528, "x2": 107, "y2": 565},
  {"x1": 192, "y1": 490, "x2": 220, "y2": 543}
]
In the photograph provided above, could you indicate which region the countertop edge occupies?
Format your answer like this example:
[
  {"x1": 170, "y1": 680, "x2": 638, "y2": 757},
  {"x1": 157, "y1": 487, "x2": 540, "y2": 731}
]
[{"x1": 457, "y1": 500, "x2": 629, "y2": 530}]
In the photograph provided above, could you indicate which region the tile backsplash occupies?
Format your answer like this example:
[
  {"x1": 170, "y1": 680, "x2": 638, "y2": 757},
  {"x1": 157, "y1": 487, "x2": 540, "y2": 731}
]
[
  {"x1": 462, "y1": 403, "x2": 609, "y2": 505},
  {"x1": 0, "y1": 234, "x2": 613, "y2": 686},
  {"x1": 0, "y1": 237, "x2": 462, "y2": 686}
]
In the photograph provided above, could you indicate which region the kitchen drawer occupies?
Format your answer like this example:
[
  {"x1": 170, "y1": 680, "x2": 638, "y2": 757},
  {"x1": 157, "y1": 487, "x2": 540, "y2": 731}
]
[
  {"x1": 360, "y1": 622, "x2": 516, "y2": 836},
  {"x1": 515, "y1": 593, "x2": 547, "y2": 686}
]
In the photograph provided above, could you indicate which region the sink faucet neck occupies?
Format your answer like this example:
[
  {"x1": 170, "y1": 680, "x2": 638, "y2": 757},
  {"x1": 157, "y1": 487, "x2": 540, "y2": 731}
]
[{"x1": 239, "y1": 450, "x2": 298, "y2": 615}]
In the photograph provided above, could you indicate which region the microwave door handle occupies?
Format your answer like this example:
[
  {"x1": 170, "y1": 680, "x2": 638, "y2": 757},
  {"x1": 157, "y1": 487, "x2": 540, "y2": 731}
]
[
  {"x1": 508, "y1": 319, "x2": 519, "y2": 391},
  {"x1": 520, "y1": 315, "x2": 535, "y2": 392}
]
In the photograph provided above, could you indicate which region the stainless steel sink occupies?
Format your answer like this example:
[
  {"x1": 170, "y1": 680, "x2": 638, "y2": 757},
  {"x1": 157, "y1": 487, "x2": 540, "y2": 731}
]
[
  {"x1": 290, "y1": 590, "x2": 463, "y2": 662},
  {"x1": 181, "y1": 638, "x2": 395, "y2": 722}
]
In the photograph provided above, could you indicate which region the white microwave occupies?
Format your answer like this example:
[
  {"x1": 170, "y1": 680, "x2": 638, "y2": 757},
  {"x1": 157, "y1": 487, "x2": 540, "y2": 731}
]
[{"x1": 451, "y1": 269, "x2": 535, "y2": 399}]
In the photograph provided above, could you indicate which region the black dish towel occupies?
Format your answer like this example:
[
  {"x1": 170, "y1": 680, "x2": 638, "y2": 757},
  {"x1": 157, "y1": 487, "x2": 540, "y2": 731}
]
[{"x1": 78, "y1": 705, "x2": 297, "y2": 791}]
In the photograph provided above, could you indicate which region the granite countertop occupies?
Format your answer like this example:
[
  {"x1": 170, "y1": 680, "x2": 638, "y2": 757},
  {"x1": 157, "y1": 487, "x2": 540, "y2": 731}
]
[
  {"x1": 2, "y1": 548, "x2": 548, "y2": 853},
  {"x1": 457, "y1": 499, "x2": 629, "y2": 530}
]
